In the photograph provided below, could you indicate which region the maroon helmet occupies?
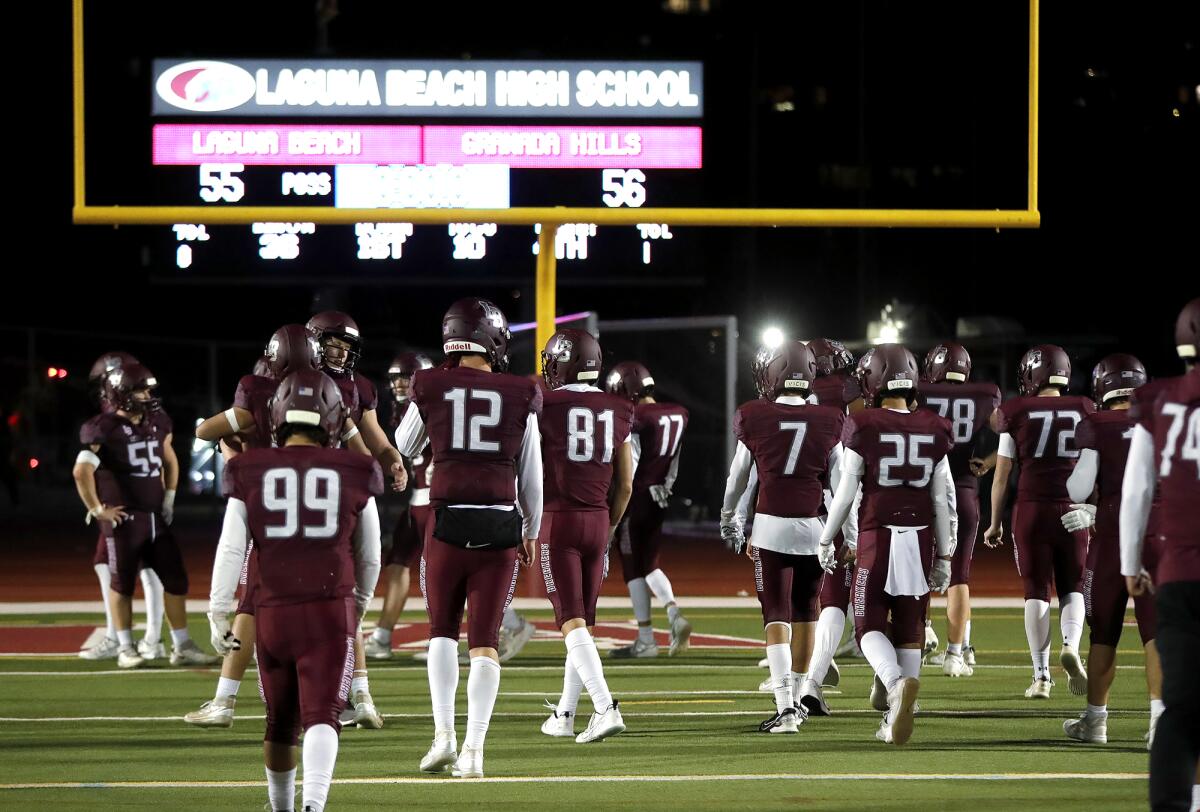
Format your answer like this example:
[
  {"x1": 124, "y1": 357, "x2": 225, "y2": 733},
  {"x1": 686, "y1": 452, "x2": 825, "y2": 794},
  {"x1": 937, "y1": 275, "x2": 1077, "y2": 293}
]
[
  {"x1": 387, "y1": 351, "x2": 433, "y2": 403},
  {"x1": 107, "y1": 362, "x2": 162, "y2": 415},
  {"x1": 853, "y1": 348, "x2": 876, "y2": 382},
  {"x1": 268, "y1": 369, "x2": 345, "y2": 448},
  {"x1": 252, "y1": 356, "x2": 272, "y2": 379},
  {"x1": 306, "y1": 311, "x2": 363, "y2": 374},
  {"x1": 924, "y1": 342, "x2": 972, "y2": 384},
  {"x1": 807, "y1": 338, "x2": 855, "y2": 377},
  {"x1": 1091, "y1": 353, "x2": 1147, "y2": 408},
  {"x1": 762, "y1": 341, "x2": 817, "y2": 399},
  {"x1": 441, "y1": 297, "x2": 512, "y2": 372},
  {"x1": 605, "y1": 361, "x2": 655, "y2": 402},
  {"x1": 266, "y1": 323, "x2": 321, "y2": 381},
  {"x1": 541, "y1": 328, "x2": 603, "y2": 389},
  {"x1": 1176, "y1": 297, "x2": 1200, "y2": 363},
  {"x1": 860, "y1": 344, "x2": 920, "y2": 404},
  {"x1": 1017, "y1": 344, "x2": 1072, "y2": 396},
  {"x1": 751, "y1": 344, "x2": 775, "y2": 398}
]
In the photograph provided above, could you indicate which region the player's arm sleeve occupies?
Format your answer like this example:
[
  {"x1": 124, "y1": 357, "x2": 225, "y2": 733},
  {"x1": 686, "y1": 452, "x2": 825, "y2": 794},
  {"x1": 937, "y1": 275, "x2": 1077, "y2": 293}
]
[
  {"x1": 516, "y1": 413, "x2": 544, "y2": 539},
  {"x1": 209, "y1": 498, "x2": 249, "y2": 615},
  {"x1": 1067, "y1": 449, "x2": 1100, "y2": 504},
  {"x1": 997, "y1": 432, "x2": 1017, "y2": 460},
  {"x1": 931, "y1": 456, "x2": 956, "y2": 557},
  {"x1": 395, "y1": 401, "x2": 429, "y2": 459},
  {"x1": 735, "y1": 463, "x2": 758, "y2": 528},
  {"x1": 629, "y1": 433, "x2": 641, "y2": 477},
  {"x1": 827, "y1": 443, "x2": 859, "y2": 545},
  {"x1": 1119, "y1": 425, "x2": 1155, "y2": 577},
  {"x1": 720, "y1": 441, "x2": 754, "y2": 528},
  {"x1": 352, "y1": 497, "x2": 382, "y2": 616},
  {"x1": 820, "y1": 448, "x2": 863, "y2": 545},
  {"x1": 664, "y1": 438, "x2": 683, "y2": 491}
]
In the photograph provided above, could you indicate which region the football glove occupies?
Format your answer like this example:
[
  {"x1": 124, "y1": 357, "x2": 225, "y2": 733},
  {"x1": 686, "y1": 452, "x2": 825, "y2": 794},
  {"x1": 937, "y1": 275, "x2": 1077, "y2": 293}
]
[
  {"x1": 649, "y1": 484, "x2": 671, "y2": 509},
  {"x1": 162, "y1": 489, "x2": 176, "y2": 526},
  {"x1": 720, "y1": 522, "x2": 746, "y2": 555},
  {"x1": 207, "y1": 611, "x2": 240, "y2": 655},
  {"x1": 928, "y1": 559, "x2": 952, "y2": 593},
  {"x1": 818, "y1": 538, "x2": 838, "y2": 574},
  {"x1": 1061, "y1": 503, "x2": 1097, "y2": 533}
]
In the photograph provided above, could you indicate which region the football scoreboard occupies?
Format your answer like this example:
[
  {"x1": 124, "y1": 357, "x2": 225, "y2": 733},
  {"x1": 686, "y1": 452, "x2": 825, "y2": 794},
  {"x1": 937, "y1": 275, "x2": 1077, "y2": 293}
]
[{"x1": 133, "y1": 60, "x2": 704, "y2": 274}]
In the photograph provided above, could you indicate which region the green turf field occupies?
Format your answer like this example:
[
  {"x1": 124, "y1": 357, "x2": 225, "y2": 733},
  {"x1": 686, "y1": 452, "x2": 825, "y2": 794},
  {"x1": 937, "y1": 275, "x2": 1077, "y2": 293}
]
[{"x1": 0, "y1": 606, "x2": 1153, "y2": 810}]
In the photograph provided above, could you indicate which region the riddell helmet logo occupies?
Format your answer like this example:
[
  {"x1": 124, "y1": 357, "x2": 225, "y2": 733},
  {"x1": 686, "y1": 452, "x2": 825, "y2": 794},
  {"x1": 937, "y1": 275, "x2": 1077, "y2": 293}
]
[{"x1": 156, "y1": 61, "x2": 256, "y2": 112}]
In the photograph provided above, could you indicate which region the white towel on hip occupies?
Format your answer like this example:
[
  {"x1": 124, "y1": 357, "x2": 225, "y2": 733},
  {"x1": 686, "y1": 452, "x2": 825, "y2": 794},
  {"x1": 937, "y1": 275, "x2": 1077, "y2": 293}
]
[{"x1": 884, "y1": 526, "x2": 930, "y2": 598}]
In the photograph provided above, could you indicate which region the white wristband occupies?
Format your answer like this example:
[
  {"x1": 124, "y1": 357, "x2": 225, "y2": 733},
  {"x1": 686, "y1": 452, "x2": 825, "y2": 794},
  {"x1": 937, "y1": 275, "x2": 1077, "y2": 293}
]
[
  {"x1": 224, "y1": 408, "x2": 241, "y2": 433},
  {"x1": 342, "y1": 426, "x2": 360, "y2": 442}
]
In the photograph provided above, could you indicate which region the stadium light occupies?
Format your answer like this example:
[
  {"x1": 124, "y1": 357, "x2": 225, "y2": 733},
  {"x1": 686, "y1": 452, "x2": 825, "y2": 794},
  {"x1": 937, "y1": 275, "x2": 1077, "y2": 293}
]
[{"x1": 761, "y1": 326, "x2": 785, "y2": 349}]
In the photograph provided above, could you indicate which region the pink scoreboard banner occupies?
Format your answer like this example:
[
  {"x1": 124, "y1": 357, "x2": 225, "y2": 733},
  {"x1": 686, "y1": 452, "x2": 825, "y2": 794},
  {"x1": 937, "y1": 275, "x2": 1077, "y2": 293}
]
[{"x1": 153, "y1": 124, "x2": 701, "y2": 168}]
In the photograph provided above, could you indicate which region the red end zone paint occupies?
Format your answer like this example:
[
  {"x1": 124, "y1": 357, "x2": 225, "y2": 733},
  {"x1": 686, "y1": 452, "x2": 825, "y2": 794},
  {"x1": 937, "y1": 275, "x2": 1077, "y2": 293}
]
[{"x1": 0, "y1": 626, "x2": 94, "y2": 654}]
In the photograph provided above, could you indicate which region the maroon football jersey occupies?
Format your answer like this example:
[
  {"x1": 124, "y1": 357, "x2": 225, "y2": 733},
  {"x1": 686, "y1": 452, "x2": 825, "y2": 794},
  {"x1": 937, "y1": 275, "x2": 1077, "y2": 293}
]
[
  {"x1": 843, "y1": 408, "x2": 954, "y2": 531},
  {"x1": 80, "y1": 409, "x2": 174, "y2": 513},
  {"x1": 329, "y1": 372, "x2": 364, "y2": 425},
  {"x1": 232, "y1": 373, "x2": 277, "y2": 450},
  {"x1": 1132, "y1": 371, "x2": 1200, "y2": 583},
  {"x1": 734, "y1": 399, "x2": 844, "y2": 518},
  {"x1": 224, "y1": 446, "x2": 383, "y2": 607},
  {"x1": 631, "y1": 402, "x2": 689, "y2": 490},
  {"x1": 916, "y1": 381, "x2": 1002, "y2": 488},
  {"x1": 997, "y1": 395, "x2": 1096, "y2": 502},
  {"x1": 389, "y1": 399, "x2": 431, "y2": 490},
  {"x1": 411, "y1": 366, "x2": 542, "y2": 507},
  {"x1": 1074, "y1": 410, "x2": 1135, "y2": 513},
  {"x1": 541, "y1": 388, "x2": 634, "y2": 511},
  {"x1": 811, "y1": 371, "x2": 862, "y2": 412}
]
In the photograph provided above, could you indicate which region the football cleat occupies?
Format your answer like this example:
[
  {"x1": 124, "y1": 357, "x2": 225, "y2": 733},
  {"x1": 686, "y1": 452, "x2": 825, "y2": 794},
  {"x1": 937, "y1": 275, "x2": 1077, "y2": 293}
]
[
  {"x1": 668, "y1": 614, "x2": 693, "y2": 656},
  {"x1": 79, "y1": 637, "x2": 120, "y2": 661},
  {"x1": 498, "y1": 617, "x2": 536, "y2": 663},
  {"x1": 799, "y1": 678, "x2": 831, "y2": 717},
  {"x1": 419, "y1": 731, "x2": 458, "y2": 773},
  {"x1": 540, "y1": 704, "x2": 575, "y2": 738},
  {"x1": 183, "y1": 696, "x2": 236, "y2": 728},
  {"x1": 364, "y1": 635, "x2": 393, "y2": 660},
  {"x1": 882, "y1": 677, "x2": 920, "y2": 745},
  {"x1": 117, "y1": 646, "x2": 145, "y2": 669},
  {"x1": 925, "y1": 651, "x2": 946, "y2": 666},
  {"x1": 758, "y1": 675, "x2": 774, "y2": 693},
  {"x1": 823, "y1": 660, "x2": 841, "y2": 688},
  {"x1": 1063, "y1": 712, "x2": 1107, "y2": 744},
  {"x1": 870, "y1": 674, "x2": 889, "y2": 712},
  {"x1": 170, "y1": 640, "x2": 220, "y2": 667},
  {"x1": 138, "y1": 638, "x2": 167, "y2": 661},
  {"x1": 609, "y1": 638, "x2": 659, "y2": 659},
  {"x1": 757, "y1": 656, "x2": 769, "y2": 668},
  {"x1": 576, "y1": 701, "x2": 626, "y2": 743},
  {"x1": 964, "y1": 645, "x2": 977, "y2": 666},
  {"x1": 452, "y1": 746, "x2": 484, "y2": 778},
  {"x1": 942, "y1": 652, "x2": 974, "y2": 677},
  {"x1": 339, "y1": 701, "x2": 357, "y2": 725},
  {"x1": 759, "y1": 706, "x2": 801, "y2": 734},
  {"x1": 1024, "y1": 676, "x2": 1054, "y2": 699},
  {"x1": 1060, "y1": 646, "x2": 1088, "y2": 696},
  {"x1": 353, "y1": 690, "x2": 383, "y2": 729}
]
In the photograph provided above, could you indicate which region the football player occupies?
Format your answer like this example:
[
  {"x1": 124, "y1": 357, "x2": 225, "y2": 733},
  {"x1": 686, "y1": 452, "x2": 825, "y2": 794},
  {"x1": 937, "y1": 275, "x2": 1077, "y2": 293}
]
[
  {"x1": 1119, "y1": 298, "x2": 1200, "y2": 812},
  {"x1": 72, "y1": 363, "x2": 218, "y2": 669},
  {"x1": 915, "y1": 342, "x2": 1001, "y2": 676},
  {"x1": 78, "y1": 352, "x2": 167, "y2": 662},
  {"x1": 819, "y1": 344, "x2": 957, "y2": 745},
  {"x1": 208, "y1": 369, "x2": 382, "y2": 812},
  {"x1": 984, "y1": 345, "x2": 1095, "y2": 699},
  {"x1": 396, "y1": 297, "x2": 543, "y2": 779},
  {"x1": 722, "y1": 340, "x2": 855, "y2": 732},
  {"x1": 1060, "y1": 354, "x2": 1161, "y2": 744},
  {"x1": 606, "y1": 361, "x2": 692, "y2": 658},
  {"x1": 366, "y1": 352, "x2": 434, "y2": 661},
  {"x1": 537, "y1": 329, "x2": 633, "y2": 743}
]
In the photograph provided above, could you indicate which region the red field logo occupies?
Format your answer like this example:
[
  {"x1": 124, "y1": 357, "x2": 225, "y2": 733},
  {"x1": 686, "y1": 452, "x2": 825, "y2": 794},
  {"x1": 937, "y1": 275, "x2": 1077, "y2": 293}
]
[{"x1": 156, "y1": 61, "x2": 256, "y2": 112}]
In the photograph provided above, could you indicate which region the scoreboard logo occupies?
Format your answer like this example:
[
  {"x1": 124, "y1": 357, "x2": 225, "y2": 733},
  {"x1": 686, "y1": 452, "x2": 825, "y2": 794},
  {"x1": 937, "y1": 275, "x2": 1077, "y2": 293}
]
[{"x1": 156, "y1": 61, "x2": 256, "y2": 112}]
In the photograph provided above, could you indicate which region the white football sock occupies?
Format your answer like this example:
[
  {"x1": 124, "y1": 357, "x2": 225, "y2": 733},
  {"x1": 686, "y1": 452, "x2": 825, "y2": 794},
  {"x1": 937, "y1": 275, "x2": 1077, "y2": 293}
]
[
  {"x1": 464, "y1": 656, "x2": 501, "y2": 751},
  {"x1": 1086, "y1": 703, "x2": 1108, "y2": 720},
  {"x1": 1060, "y1": 592, "x2": 1085, "y2": 651},
  {"x1": 301, "y1": 723, "x2": 338, "y2": 812},
  {"x1": 765, "y1": 640, "x2": 793, "y2": 714},
  {"x1": 265, "y1": 766, "x2": 295, "y2": 812},
  {"x1": 566, "y1": 628, "x2": 613, "y2": 713},
  {"x1": 808, "y1": 606, "x2": 845, "y2": 685},
  {"x1": 860, "y1": 631, "x2": 902, "y2": 691},
  {"x1": 556, "y1": 655, "x2": 583, "y2": 717},
  {"x1": 170, "y1": 627, "x2": 191, "y2": 649},
  {"x1": 427, "y1": 637, "x2": 459, "y2": 734},
  {"x1": 666, "y1": 604, "x2": 681, "y2": 625},
  {"x1": 947, "y1": 642, "x2": 962, "y2": 656},
  {"x1": 791, "y1": 671, "x2": 805, "y2": 698},
  {"x1": 139, "y1": 568, "x2": 164, "y2": 645},
  {"x1": 351, "y1": 674, "x2": 369, "y2": 697},
  {"x1": 371, "y1": 627, "x2": 392, "y2": 645},
  {"x1": 501, "y1": 606, "x2": 522, "y2": 633},
  {"x1": 1024, "y1": 599, "x2": 1051, "y2": 679},
  {"x1": 645, "y1": 569, "x2": 677, "y2": 608},
  {"x1": 216, "y1": 677, "x2": 241, "y2": 701},
  {"x1": 896, "y1": 648, "x2": 922, "y2": 679},
  {"x1": 116, "y1": 628, "x2": 134, "y2": 648},
  {"x1": 964, "y1": 620, "x2": 973, "y2": 647},
  {"x1": 627, "y1": 578, "x2": 652, "y2": 625},
  {"x1": 94, "y1": 563, "x2": 116, "y2": 639}
]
